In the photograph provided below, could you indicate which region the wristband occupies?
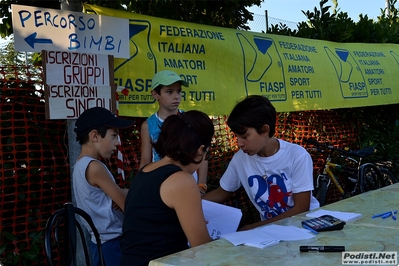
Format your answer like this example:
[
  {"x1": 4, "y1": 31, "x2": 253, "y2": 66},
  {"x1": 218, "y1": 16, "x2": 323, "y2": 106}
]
[{"x1": 198, "y1": 183, "x2": 208, "y2": 191}]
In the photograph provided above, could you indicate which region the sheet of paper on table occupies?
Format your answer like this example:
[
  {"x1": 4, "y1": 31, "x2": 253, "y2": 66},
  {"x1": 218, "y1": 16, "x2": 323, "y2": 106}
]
[
  {"x1": 221, "y1": 224, "x2": 315, "y2": 249},
  {"x1": 306, "y1": 209, "x2": 362, "y2": 222},
  {"x1": 202, "y1": 199, "x2": 243, "y2": 240}
]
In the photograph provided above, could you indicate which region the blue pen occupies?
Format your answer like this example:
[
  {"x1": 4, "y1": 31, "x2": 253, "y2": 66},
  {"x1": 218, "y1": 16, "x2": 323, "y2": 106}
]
[
  {"x1": 372, "y1": 211, "x2": 391, "y2": 218},
  {"x1": 302, "y1": 224, "x2": 319, "y2": 234},
  {"x1": 382, "y1": 212, "x2": 392, "y2": 219},
  {"x1": 381, "y1": 210, "x2": 397, "y2": 219},
  {"x1": 372, "y1": 210, "x2": 397, "y2": 218},
  {"x1": 392, "y1": 209, "x2": 397, "y2": 221}
]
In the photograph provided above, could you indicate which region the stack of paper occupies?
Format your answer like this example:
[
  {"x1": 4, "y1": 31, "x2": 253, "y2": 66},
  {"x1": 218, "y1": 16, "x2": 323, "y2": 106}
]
[
  {"x1": 305, "y1": 209, "x2": 362, "y2": 222},
  {"x1": 202, "y1": 200, "x2": 316, "y2": 248},
  {"x1": 221, "y1": 224, "x2": 315, "y2": 249},
  {"x1": 202, "y1": 200, "x2": 243, "y2": 240}
]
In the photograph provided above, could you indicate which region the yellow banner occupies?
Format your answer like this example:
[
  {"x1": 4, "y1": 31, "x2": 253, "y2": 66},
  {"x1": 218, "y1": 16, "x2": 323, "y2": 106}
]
[{"x1": 85, "y1": 4, "x2": 399, "y2": 117}]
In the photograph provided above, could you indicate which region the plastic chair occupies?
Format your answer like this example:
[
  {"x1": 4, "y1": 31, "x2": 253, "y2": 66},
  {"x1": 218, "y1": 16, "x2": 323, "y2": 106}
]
[{"x1": 44, "y1": 202, "x2": 106, "y2": 266}]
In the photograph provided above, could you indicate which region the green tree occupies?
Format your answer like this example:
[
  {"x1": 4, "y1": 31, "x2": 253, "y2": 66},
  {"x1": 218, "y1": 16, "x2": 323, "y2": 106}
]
[
  {"x1": 0, "y1": 37, "x2": 24, "y2": 66},
  {"x1": 0, "y1": 36, "x2": 41, "y2": 81},
  {"x1": 269, "y1": 0, "x2": 399, "y2": 177},
  {"x1": 0, "y1": 36, "x2": 39, "y2": 66},
  {"x1": 269, "y1": 0, "x2": 399, "y2": 44},
  {"x1": 0, "y1": 0, "x2": 262, "y2": 38}
]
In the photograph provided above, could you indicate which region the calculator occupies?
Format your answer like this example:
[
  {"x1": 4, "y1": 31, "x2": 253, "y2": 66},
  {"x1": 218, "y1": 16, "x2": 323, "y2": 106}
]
[{"x1": 301, "y1": 215, "x2": 346, "y2": 232}]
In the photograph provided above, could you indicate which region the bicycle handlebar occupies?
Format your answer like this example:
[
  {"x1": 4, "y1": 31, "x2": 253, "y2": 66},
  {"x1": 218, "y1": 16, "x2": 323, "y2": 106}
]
[{"x1": 303, "y1": 138, "x2": 375, "y2": 158}]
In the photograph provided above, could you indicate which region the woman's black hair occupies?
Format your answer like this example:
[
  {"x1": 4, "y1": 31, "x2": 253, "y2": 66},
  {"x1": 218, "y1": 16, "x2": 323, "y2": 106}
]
[
  {"x1": 152, "y1": 110, "x2": 214, "y2": 165},
  {"x1": 227, "y1": 95, "x2": 276, "y2": 137}
]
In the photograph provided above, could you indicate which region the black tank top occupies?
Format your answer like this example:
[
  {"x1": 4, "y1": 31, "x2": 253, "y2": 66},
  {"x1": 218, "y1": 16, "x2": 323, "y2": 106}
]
[{"x1": 120, "y1": 164, "x2": 188, "y2": 266}]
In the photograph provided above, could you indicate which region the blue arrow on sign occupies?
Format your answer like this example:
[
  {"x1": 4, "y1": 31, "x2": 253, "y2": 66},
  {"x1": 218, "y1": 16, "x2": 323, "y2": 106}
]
[{"x1": 24, "y1": 32, "x2": 53, "y2": 49}]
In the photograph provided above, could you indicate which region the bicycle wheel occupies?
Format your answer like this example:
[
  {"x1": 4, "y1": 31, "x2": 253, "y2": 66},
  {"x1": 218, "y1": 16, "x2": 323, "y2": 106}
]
[
  {"x1": 314, "y1": 175, "x2": 329, "y2": 206},
  {"x1": 359, "y1": 163, "x2": 383, "y2": 193},
  {"x1": 377, "y1": 167, "x2": 397, "y2": 186}
]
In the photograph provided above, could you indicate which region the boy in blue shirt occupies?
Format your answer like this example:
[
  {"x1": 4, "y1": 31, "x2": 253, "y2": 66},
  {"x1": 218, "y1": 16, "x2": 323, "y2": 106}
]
[{"x1": 139, "y1": 70, "x2": 208, "y2": 194}]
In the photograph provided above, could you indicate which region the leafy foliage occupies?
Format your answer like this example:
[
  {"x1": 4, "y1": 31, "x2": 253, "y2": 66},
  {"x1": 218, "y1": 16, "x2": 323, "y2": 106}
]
[
  {"x1": 0, "y1": 1, "x2": 259, "y2": 264},
  {"x1": 2, "y1": 1, "x2": 399, "y2": 264},
  {"x1": 0, "y1": 0, "x2": 261, "y2": 38},
  {"x1": 0, "y1": 0, "x2": 62, "y2": 38},
  {"x1": 271, "y1": 0, "x2": 399, "y2": 44},
  {"x1": 268, "y1": 0, "x2": 399, "y2": 179},
  {"x1": 100, "y1": 0, "x2": 261, "y2": 30},
  {"x1": 0, "y1": 230, "x2": 43, "y2": 265},
  {"x1": 0, "y1": 37, "x2": 24, "y2": 66},
  {"x1": 0, "y1": 36, "x2": 41, "y2": 80},
  {"x1": 0, "y1": 36, "x2": 36, "y2": 63},
  {"x1": 334, "y1": 105, "x2": 399, "y2": 178}
]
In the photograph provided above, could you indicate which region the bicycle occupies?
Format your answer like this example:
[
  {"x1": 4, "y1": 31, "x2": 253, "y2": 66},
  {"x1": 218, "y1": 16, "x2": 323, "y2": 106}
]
[
  {"x1": 303, "y1": 138, "x2": 396, "y2": 206},
  {"x1": 360, "y1": 160, "x2": 398, "y2": 193}
]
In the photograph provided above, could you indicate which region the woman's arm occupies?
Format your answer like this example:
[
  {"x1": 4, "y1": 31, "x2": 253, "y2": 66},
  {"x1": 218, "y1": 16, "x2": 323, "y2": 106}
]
[
  {"x1": 161, "y1": 172, "x2": 212, "y2": 247},
  {"x1": 139, "y1": 120, "x2": 152, "y2": 169},
  {"x1": 197, "y1": 160, "x2": 208, "y2": 194}
]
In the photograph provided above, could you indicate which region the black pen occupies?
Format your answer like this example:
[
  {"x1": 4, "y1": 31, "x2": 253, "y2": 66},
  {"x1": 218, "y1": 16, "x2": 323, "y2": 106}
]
[{"x1": 300, "y1": 246, "x2": 345, "y2": 252}]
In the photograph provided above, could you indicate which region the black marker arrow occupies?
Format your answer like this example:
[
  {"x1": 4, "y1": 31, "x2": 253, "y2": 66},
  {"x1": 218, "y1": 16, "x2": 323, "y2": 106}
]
[{"x1": 24, "y1": 32, "x2": 53, "y2": 49}]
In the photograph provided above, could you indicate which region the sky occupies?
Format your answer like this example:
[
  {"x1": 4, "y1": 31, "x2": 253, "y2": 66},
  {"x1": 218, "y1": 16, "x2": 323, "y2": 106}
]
[{"x1": 248, "y1": 0, "x2": 390, "y2": 31}]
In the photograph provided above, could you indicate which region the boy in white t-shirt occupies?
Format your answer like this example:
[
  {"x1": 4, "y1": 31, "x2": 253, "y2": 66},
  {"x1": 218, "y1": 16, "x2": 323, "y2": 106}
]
[{"x1": 203, "y1": 95, "x2": 319, "y2": 230}]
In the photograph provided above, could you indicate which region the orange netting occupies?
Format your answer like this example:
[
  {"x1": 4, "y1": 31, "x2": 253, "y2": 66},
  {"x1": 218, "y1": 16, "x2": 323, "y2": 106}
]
[{"x1": 0, "y1": 66, "x2": 358, "y2": 265}]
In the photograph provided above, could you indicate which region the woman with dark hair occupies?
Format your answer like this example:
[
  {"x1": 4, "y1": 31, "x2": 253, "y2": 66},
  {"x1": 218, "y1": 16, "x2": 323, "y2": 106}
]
[{"x1": 120, "y1": 110, "x2": 214, "y2": 266}]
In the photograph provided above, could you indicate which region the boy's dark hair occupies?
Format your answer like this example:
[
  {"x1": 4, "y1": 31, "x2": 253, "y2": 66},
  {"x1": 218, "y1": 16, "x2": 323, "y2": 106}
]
[
  {"x1": 74, "y1": 106, "x2": 134, "y2": 143},
  {"x1": 227, "y1": 95, "x2": 276, "y2": 137},
  {"x1": 78, "y1": 126, "x2": 109, "y2": 145},
  {"x1": 151, "y1": 70, "x2": 188, "y2": 95},
  {"x1": 152, "y1": 82, "x2": 182, "y2": 95},
  {"x1": 152, "y1": 84, "x2": 164, "y2": 95},
  {"x1": 152, "y1": 110, "x2": 214, "y2": 165}
]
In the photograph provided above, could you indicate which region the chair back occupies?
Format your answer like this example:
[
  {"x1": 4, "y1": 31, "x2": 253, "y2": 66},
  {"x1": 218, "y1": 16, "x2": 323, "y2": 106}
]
[{"x1": 44, "y1": 202, "x2": 106, "y2": 266}]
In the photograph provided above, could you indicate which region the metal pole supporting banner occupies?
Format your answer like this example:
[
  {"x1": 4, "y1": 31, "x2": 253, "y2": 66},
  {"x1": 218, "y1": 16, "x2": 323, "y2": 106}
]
[{"x1": 59, "y1": 1, "x2": 86, "y2": 265}]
